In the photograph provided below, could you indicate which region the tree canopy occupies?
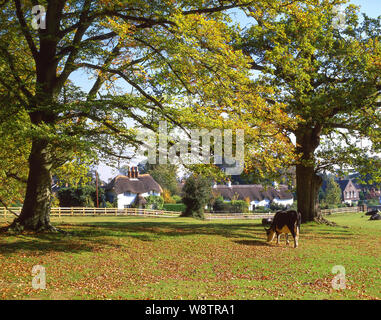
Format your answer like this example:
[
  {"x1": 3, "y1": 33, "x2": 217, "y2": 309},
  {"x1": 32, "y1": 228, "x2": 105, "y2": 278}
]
[
  {"x1": 2, "y1": 0, "x2": 380, "y2": 230},
  {"x1": 235, "y1": 0, "x2": 381, "y2": 221},
  {"x1": 1, "y1": 0, "x2": 313, "y2": 231}
]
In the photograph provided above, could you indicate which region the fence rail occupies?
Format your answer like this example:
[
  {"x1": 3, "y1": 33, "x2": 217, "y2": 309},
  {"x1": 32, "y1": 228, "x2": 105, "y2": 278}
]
[
  {"x1": 0, "y1": 207, "x2": 181, "y2": 218},
  {"x1": 320, "y1": 206, "x2": 361, "y2": 215},
  {"x1": 0, "y1": 206, "x2": 362, "y2": 220},
  {"x1": 205, "y1": 213, "x2": 274, "y2": 220}
]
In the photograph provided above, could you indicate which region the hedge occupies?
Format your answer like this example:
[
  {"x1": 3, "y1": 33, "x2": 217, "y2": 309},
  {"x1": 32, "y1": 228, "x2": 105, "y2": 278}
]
[{"x1": 163, "y1": 203, "x2": 186, "y2": 212}]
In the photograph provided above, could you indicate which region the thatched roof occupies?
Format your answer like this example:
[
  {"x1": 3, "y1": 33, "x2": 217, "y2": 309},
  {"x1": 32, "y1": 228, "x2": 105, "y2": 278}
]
[
  {"x1": 213, "y1": 184, "x2": 293, "y2": 202},
  {"x1": 105, "y1": 174, "x2": 163, "y2": 195}
]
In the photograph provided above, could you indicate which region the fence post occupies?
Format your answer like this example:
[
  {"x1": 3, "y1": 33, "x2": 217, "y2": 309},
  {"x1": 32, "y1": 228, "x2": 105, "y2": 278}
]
[
  {"x1": 3, "y1": 207, "x2": 6, "y2": 218},
  {"x1": 58, "y1": 207, "x2": 61, "y2": 218},
  {"x1": 71, "y1": 207, "x2": 74, "y2": 216}
]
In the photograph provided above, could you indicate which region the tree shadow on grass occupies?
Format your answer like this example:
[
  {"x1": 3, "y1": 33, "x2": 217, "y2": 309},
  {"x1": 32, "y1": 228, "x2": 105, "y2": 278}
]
[
  {"x1": 61, "y1": 220, "x2": 266, "y2": 242},
  {"x1": 1, "y1": 218, "x2": 352, "y2": 255},
  {"x1": 0, "y1": 220, "x2": 266, "y2": 255},
  {"x1": 0, "y1": 233, "x2": 99, "y2": 255}
]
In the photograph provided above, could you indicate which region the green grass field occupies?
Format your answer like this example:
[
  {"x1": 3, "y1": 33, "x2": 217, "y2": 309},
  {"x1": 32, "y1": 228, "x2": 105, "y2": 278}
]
[{"x1": 0, "y1": 212, "x2": 380, "y2": 300}]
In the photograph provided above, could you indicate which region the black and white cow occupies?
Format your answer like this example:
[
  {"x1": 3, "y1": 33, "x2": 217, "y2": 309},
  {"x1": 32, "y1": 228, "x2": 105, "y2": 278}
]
[
  {"x1": 369, "y1": 213, "x2": 381, "y2": 221},
  {"x1": 365, "y1": 210, "x2": 379, "y2": 216},
  {"x1": 265, "y1": 210, "x2": 301, "y2": 248}
]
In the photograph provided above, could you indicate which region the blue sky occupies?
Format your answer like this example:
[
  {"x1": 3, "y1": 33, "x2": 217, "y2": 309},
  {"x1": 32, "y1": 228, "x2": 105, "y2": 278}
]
[
  {"x1": 350, "y1": 0, "x2": 380, "y2": 17},
  {"x1": 89, "y1": 1, "x2": 381, "y2": 181}
]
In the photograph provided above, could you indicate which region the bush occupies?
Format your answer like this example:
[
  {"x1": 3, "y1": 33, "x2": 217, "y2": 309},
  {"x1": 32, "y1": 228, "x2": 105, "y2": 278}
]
[
  {"x1": 212, "y1": 197, "x2": 248, "y2": 213},
  {"x1": 172, "y1": 195, "x2": 182, "y2": 204},
  {"x1": 104, "y1": 201, "x2": 115, "y2": 208},
  {"x1": 213, "y1": 196, "x2": 225, "y2": 212},
  {"x1": 320, "y1": 203, "x2": 342, "y2": 209},
  {"x1": 146, "y1": 195, "x2": 164, "y2": 210},
  {"x1": 367, "y1": 198, "x2": 380, "y2": 206},
  {"x1": 231, "y1": 200, "x2": 249, "y2": 213},
  {"x1": 51, "y1": 194, "x2": 60, "y2": 207},
  {"x1": 269, "y1": 202, "x2": 287, "y2": 211},
  {"x1": 162, "y1": 188, "x2": 176, "y2": 204},
  {"x1": 253, "y1": 206, "x2": 272, "y2": 213},
  {"x1": 163, "y1": 203, "x2": 186, "y2": 212}
]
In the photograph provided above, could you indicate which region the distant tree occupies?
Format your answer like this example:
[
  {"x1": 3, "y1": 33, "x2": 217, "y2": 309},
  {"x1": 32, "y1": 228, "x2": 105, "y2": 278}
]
[
  {"x1": 143, "y1": 164, "x2": 179, "y2": 196},
  {"x1": 318, "y1": 187, "x2": 326, "y2": 203},
  {"x1": 359, "y1": 191, "x2": 366, "y2": 201},
  {"x1": 323, "y1": 177, "x2": 342, "y2": 206},
  {"x1": 57, "y1": 185, "x2": 104, "y2": 207},
  {"x1": 181, "y1": 175, "x2": 212, "y2": 219}
]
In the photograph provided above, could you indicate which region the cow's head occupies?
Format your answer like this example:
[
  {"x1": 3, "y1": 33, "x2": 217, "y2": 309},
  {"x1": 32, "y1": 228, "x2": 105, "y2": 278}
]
[{"x1": 265, "y1": 227, "x2": 275, "y2": 243}]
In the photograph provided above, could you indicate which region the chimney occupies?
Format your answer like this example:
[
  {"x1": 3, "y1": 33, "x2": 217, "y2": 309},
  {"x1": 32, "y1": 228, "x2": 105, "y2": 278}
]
[{"x1": 135, "y1": 167, "x2": 139, "y2": 178}]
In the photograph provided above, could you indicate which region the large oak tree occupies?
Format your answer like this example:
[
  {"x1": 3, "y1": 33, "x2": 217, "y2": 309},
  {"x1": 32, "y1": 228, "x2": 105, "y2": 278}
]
[
  {"x1": 0, "y1": 0, "x2": 300, "y2": 231},
  {"x1": 238, "y1": 0, "x2": 381, "y2": 221}
]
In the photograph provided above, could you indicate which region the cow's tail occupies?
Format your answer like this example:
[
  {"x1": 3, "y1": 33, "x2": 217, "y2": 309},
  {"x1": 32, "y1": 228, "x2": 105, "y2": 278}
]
[{"x1": 297, "y1": 211, "x2": 302, "y2": 229}]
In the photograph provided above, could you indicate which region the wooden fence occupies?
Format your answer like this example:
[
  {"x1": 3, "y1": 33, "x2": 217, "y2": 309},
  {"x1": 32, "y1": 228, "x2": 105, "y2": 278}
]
[
  {"x1": 205, "y1": 212, "x2": 274, "y2": 220},
  {"x1": 0, "y1": 207, "x2": 181, "y2": 218},
  {"x1": 320, "y1": 206, "x2": 361, "y2": 216},
  {"x1": 0, "y1": 206, "x2": 362, "y2": 220},
  {"x1": 206, "y1": 206, "x2": 363, "y2": 219}
]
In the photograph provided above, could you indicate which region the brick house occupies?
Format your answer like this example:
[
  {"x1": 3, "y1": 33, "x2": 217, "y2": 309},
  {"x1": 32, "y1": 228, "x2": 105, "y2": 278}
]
[{"x1": 336, "y1": 179, "x2": 361, "y2": 204}]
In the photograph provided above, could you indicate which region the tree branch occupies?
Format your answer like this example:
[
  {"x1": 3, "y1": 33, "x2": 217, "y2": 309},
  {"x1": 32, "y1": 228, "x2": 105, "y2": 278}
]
[{"x1": 14, "y1": 0, "x2": 39, "y2": 61}]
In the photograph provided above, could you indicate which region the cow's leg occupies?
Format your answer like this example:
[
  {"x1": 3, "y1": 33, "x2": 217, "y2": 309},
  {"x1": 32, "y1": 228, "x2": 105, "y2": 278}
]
[
  {"x1": 288, "y1": 224, "x2": 298, "y2": 248},
  {"x1": 285, "y1": 234, "x2": 290, "y2": 246},
  {"x1": 293, "y1": 226, "x2": 299, "y2": 248},
  {"x1": 276, "y1": 232, "x2": 281, "y2": 245}
]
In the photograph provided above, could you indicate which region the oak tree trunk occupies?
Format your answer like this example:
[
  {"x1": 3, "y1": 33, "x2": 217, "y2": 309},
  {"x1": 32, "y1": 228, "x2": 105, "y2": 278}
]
[
  {"x1": 295, "y1": 126, "x2": 323, "y2": 223},
  {"x1": 296, "y1": 164, "x2": 323, "y2": 222},
  {"x1": 9, "y1": 137, "x2": 55, "y2": 232}
]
